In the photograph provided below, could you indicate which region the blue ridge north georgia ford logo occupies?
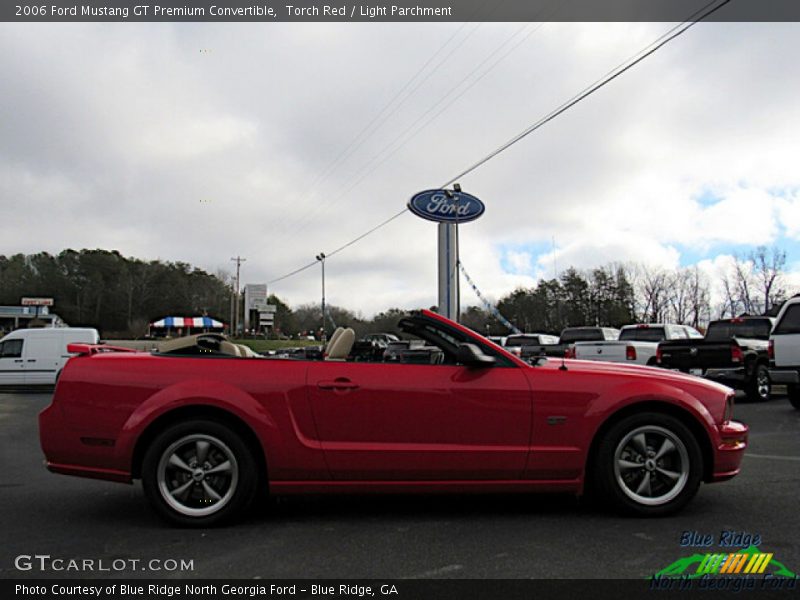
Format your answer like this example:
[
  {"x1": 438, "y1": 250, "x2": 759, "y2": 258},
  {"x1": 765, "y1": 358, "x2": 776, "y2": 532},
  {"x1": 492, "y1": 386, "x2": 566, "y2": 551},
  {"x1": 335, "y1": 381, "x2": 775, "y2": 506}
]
[{"x1": 407, "y1": 189, "x2": 485, "y2": 223}]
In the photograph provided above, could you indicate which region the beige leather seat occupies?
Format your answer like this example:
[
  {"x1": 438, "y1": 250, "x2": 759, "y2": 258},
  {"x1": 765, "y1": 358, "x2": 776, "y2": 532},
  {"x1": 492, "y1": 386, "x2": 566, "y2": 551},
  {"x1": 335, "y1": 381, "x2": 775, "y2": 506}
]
[
  {"x1": 325, "y1": 328, "x2": 355, "y2": 360},
  {"x1": 219, "y1": 341, "x2": 241, "y2": 357},
  {"x1": 324, "y1": 327, "x2": 345, "y2": 356}
]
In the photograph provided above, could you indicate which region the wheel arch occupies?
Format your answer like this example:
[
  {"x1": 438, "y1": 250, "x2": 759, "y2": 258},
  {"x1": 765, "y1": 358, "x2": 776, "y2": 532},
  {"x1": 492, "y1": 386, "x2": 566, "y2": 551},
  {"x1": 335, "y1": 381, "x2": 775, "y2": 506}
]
[
  {"x1": 585, "y1": 400, "x2": 714, "y2": 487},
  {"x1": 130, "y1": 405, "x2": 268, "y2": 488}
]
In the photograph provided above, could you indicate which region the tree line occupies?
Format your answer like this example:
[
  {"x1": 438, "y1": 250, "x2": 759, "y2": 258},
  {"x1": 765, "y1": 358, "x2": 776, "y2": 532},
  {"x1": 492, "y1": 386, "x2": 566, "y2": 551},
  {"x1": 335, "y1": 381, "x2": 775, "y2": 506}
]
[
  {"x1": 0, "y1": 246, "x2": 790, "y2": 338},
  {"x1": 0, "y1": 249, "x2": 231, "y2": 337},
  {"x1": 279, "y1": 247, "x2": 790, "y2": 338}
]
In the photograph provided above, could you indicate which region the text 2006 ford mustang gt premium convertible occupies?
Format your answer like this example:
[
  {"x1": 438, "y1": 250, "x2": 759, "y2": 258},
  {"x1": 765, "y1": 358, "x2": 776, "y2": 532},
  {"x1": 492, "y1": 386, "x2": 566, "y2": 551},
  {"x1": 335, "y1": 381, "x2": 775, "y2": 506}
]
[{"x1": 40, "y1": 310, "x2": 747, "y2": 526}]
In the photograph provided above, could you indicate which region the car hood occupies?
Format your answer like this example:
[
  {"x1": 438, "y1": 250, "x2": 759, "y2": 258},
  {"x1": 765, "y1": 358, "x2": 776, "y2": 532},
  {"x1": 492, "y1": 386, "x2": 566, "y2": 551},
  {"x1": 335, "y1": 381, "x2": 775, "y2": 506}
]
[{"x1": 538, "y1": 357, "x2": 733, "y2": 395}]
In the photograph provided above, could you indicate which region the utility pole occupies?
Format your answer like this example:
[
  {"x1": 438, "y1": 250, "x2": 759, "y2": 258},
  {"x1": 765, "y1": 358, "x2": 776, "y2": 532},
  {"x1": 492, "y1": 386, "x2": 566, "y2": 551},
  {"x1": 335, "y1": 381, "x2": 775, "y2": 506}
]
[
  {"x1": 316, "y1": 253, "x2": 326, "y2": 342},
  {"x1": 230, "y1": 256, "x2": 246, "y2": 337}
]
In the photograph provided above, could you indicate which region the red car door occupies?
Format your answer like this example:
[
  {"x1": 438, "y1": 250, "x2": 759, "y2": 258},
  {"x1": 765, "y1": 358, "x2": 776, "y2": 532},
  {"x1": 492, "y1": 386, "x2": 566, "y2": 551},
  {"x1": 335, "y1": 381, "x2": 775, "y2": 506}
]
[{"x1": 306, "y1": 361, "x2": 532, "y2": 481}]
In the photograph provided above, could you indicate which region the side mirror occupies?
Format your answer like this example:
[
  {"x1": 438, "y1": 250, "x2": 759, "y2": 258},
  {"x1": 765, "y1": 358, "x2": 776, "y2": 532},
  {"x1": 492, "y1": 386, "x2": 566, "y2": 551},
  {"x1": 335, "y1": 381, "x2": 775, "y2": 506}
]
[{"x1": 456, "y1": 343, "x2": 496, "y2": 368}]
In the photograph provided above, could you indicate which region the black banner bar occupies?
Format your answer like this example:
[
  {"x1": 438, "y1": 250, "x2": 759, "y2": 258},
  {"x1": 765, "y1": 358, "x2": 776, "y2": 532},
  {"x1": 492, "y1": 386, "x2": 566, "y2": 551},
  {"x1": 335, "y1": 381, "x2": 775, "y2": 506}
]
[
  {"x1": 4, "y1": 578, "x2": 800, "y2": 600},
  {"x1": 3, "y1": 0, "x2": 800, "y2": 23}
]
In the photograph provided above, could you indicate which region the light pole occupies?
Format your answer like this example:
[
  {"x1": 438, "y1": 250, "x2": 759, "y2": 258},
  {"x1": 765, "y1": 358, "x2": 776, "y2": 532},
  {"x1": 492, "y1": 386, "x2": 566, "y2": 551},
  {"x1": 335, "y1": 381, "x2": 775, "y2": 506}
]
[
  {"x1": 230, "y1": 256, "x2": 246, "y2": 336},
  {"x1": 316, "y1": 252, "x2": 326, "y2": 342}
]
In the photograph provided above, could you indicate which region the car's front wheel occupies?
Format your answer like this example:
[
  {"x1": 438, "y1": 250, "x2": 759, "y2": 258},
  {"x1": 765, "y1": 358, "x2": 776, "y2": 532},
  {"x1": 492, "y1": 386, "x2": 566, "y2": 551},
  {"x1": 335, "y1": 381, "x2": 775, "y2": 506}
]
[
  {"x1": 594, "y1": 412, "x2": 703, "y2": 516},
  {"x1": 142, "y1": 419, "x2": 258, "y2": 526}
]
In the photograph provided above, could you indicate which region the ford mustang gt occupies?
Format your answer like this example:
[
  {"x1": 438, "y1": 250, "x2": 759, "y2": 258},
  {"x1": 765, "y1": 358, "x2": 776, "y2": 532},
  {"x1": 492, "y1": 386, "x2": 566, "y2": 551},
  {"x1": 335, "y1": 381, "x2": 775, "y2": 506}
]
[{"x1": 39, "y1": 309, "x2": 747, "y2": 526}]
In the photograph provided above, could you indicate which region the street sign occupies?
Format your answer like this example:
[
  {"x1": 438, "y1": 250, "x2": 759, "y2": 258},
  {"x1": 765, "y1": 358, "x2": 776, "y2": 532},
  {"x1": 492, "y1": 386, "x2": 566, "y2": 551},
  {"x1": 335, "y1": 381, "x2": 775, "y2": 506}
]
[
  {"x1": 407, "y1": 189, "x2": 485, "y2": 223},
  {"x1": 21, "y1": 297, "x2": 53, "y2": 306},
  {"x1": 244, "y1": 284, "x2": 268, "y2": 310}
]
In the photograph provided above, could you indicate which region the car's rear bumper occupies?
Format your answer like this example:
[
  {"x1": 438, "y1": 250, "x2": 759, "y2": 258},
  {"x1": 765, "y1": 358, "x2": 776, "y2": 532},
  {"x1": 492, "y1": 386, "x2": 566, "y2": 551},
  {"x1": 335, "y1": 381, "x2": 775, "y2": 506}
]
[
  {"x1": 704, "y1": 367, "x2": 747, "y2": 387},
  {"x1": 40, "y1": 400, "x2": 132, "y2": 484},
  {"x1": 710, "y1": 420, "x2": 748, "y2": 482},
  {"x1": 768, "y1": 368, "x2": 799, "y2": 385}
]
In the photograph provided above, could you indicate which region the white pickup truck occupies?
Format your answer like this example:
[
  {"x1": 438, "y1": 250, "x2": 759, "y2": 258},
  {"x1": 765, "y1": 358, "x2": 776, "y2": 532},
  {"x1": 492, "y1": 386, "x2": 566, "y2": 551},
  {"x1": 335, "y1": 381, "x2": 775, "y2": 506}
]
[
  {"x1": 768, "y1": 295, "x2": 800, "y2": 409},
  {"x1": 574, "y1": 323, "x2": 703, "y2": 366}
]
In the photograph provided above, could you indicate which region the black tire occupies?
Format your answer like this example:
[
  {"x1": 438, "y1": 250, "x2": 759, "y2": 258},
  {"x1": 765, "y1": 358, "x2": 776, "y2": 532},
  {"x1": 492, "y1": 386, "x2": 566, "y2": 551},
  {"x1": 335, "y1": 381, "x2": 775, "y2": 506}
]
[
  {"x1": 747, "y1": 363, "x2": 770, "y2": 402},
  {"x1": 593, "y1": 412, "x2": 703, "y2": 516},
  {"x1": 142, "y1": 419, "x2": 258, "y2": 527},
  {"x1": 787, "y1": 384, "x2": 800, "y2": 410}
]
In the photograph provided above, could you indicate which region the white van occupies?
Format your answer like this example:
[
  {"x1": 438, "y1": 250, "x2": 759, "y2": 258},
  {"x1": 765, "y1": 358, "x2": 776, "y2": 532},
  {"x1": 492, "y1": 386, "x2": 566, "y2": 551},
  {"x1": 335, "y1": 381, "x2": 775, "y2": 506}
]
[{"x1": 0, "y1": 327, "x2": 99, "y2": 386}]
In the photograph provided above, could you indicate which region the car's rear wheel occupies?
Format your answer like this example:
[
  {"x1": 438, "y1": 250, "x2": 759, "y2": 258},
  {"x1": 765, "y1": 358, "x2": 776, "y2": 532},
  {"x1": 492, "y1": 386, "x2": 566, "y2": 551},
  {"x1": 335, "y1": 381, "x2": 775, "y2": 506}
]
[
  {"x1": 747, "y1": 364, "x2": 770, "y2": 402},
  {"x1": 594, "y1": 412, "x2": 702, "y2": 516},
  {"x1": 142, "y1": 419, "x2": 257, "y2": 526}
]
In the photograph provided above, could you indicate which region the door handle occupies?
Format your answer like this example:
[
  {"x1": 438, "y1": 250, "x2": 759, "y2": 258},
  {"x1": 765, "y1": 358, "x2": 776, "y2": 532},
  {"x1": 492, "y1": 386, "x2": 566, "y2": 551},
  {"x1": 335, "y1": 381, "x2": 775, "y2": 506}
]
[
  {"x1": 27, "y1": 359, "x2": 36, "y2": 362},
  {"x1": 317, "y1": 378, "x2": 359, "y2": 391},
  {"x1": 13, "y1": 359, "x2": 23, "y2": 363}
]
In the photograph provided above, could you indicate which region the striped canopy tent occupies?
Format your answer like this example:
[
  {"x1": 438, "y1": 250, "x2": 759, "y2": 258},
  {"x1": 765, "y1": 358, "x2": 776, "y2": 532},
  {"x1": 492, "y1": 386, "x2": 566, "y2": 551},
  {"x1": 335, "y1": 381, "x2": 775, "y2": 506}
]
[{"x1": 150, "y1": 316, "x2": 224, "y2": 330}]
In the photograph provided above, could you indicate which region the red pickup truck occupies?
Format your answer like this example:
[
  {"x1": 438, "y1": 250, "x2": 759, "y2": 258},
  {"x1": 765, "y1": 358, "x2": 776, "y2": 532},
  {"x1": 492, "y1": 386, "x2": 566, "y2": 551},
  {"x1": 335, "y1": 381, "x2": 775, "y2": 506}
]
[{"x1": 40, "y1": 309, "x2": 747, "y2": 526}]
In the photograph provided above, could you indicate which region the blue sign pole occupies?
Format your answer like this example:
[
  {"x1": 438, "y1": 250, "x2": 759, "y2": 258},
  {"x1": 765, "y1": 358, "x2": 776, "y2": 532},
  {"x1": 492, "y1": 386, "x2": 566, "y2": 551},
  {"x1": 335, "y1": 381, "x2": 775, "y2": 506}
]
[
  {"x1": 438, "y1": 222, "x2": 459, "y2": 322},
  {"x1": 408, "y1": 186, "x2": 484, "y2": 323}
]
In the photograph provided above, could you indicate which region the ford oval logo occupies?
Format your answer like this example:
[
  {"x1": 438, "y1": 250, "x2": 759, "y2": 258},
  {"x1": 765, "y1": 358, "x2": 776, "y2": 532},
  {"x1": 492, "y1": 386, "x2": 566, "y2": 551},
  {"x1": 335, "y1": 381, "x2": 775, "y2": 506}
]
[{"x1": 407, "y1": 189, "x2": 485, "y2": 224}]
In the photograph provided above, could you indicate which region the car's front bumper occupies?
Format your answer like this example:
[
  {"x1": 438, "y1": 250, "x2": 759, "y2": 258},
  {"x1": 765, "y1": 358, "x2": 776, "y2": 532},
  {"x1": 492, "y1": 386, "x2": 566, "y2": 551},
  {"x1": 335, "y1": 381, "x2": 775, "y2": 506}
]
[{"x1": 711, "y1": 420, "x2": 748, "y2": 482}]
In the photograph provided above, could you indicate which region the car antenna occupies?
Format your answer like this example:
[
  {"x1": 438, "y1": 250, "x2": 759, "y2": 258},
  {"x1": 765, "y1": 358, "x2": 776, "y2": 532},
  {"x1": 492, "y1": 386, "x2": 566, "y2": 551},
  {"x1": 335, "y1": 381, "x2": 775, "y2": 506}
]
[{"x1": 559, "y1": 351, "x2": 568, "y2": 371}]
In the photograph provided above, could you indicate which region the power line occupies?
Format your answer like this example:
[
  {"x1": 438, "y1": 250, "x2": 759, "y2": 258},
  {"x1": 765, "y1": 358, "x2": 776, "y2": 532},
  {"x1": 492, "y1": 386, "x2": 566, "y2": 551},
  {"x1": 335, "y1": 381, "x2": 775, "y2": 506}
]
[
  {"x1": 442, "y1": 0, "x2": 731, "y2": 187},
  {"x1": 267, "y1": 0, "x2": 731, "y2": 286},
  {"x1": 267, "y1": 207, "x2": 409, "y2": 283},
  {"x1": 265, "y1": 22, "x2": 476, "y2": 239},
  {"x1": 270, "y1": 0, "x2": 523, "y2": 243}
]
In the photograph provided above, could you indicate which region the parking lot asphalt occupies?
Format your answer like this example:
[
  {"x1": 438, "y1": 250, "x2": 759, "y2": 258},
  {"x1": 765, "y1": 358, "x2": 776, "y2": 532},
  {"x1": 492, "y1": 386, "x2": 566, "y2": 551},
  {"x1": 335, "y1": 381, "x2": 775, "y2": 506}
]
[{"x1": 0, "y1": 390, "x2": 798, "y2": 580}]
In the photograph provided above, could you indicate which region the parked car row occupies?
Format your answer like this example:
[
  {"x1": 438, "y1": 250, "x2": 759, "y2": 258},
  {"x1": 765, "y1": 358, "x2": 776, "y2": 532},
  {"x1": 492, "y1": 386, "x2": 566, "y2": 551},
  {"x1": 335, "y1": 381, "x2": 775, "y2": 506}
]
[
  {"x1": 574, "y1": 324, "x2": 702, "y2": 366},
  {"x1": 489, "y1": 327, "x2": 621, "y2": 362},
  {"x1": 486, "y1": 309, "x2": 800, "y2": 408}
]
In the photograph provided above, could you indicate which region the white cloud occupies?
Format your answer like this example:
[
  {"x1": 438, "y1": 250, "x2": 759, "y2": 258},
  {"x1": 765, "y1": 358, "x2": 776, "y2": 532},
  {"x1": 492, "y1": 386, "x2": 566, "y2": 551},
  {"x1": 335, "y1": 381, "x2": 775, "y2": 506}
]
[{"x1": 2, "y1": 22, "x2": 800, "y2": 315}]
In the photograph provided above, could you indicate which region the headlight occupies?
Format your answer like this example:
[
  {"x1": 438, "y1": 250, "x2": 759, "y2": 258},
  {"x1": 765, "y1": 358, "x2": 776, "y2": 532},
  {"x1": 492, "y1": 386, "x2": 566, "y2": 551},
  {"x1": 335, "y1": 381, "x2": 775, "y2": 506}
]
[{"x1": 723, "y1": 393, "x2": 735, "y2": 422}]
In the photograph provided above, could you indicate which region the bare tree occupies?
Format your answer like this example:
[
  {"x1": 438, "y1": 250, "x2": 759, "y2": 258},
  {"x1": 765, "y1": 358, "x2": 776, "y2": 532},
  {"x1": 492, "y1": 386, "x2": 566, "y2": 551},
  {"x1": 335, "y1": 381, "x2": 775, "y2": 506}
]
[
  {"x1": 685, "y1": 265, "x2": 711, "y2": 328},
  {"x1": 750, "y1": 246, "x2": 787, "y2": 314},
  {"x1": 668, "y1": 269, "x2": 691, "y2": 324},
  {"x1": 635, "y1": 265, "x2": 671, "y2": 323}
]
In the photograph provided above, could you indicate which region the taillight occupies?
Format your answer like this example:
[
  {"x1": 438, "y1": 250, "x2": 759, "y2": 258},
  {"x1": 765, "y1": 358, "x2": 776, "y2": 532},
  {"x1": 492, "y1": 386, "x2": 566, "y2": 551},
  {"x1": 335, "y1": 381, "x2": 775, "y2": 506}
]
[
  {"x1": 768, "y1": 339, "x2": 774, "y2": 360},
  {"x1": 564, "y1": 346, "x2": 575, "y2": 359},
  {"x1": 656, "y1": 346, "x2": 662, "y2": 364},
  {"x1": 731, "y1": 345, "x2": 744, "y2": 364},
  {"x1": 626, "y1": 345, "x2": 637, "y2": 361}
]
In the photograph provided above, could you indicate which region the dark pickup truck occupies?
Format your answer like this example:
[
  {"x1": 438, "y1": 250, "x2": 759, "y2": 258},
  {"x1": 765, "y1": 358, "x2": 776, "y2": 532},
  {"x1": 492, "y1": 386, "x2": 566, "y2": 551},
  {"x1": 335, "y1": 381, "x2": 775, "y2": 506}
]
[
  {"x1": 656, "y1": 316, "x2": 774, "y2": 401},
  {"x1": 503, "y1": 333, "x2": 561, "y2": 361}
]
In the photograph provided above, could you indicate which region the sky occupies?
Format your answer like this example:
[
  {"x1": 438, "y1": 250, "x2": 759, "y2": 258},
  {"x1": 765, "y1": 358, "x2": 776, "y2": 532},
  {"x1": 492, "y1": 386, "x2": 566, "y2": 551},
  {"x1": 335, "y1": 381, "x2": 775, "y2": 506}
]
[{"x1": 1, "y1": 20, "x2": 799, "y2": 317}]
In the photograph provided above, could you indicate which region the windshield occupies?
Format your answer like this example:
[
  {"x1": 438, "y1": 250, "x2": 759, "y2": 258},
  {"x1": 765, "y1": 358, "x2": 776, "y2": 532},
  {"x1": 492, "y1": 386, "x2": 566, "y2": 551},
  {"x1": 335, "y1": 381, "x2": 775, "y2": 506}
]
[
  {"x1": 619, "y1": 327, "x2": 666, "y2": 342},
  {"x1": 560, "y1": 328, "x2": 604, "y2": 343},
  {"x1": 505, "y1": 336, "x2": 542, "y2": 347},
  {"x1": 705, "y1": 319, "x2": 772, "y2": 341}
]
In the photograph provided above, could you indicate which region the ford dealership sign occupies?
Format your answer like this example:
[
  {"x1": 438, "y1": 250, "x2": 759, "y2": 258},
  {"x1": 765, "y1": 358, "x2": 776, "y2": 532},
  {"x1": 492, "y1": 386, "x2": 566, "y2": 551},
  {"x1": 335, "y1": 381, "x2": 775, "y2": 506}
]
[{"x1": 408, "y1": 189, "x2": 485, "y2": 223}]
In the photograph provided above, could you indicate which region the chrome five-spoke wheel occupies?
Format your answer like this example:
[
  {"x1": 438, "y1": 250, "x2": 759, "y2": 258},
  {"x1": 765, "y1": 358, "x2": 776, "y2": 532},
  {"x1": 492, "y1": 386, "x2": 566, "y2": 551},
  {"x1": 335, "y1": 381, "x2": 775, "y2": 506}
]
[
  {"x1": 142, "y1": 419, "x2": 258, "y2": 526},
  {"x1": 595, "y1": 412, "x2": 702, "y2": 516},
  {"x1": 157, "y1": 434, "x2": 239, "y2": 517},
  {"x1": 613, "y1": 425, "x2": 689, "y2": 506}
]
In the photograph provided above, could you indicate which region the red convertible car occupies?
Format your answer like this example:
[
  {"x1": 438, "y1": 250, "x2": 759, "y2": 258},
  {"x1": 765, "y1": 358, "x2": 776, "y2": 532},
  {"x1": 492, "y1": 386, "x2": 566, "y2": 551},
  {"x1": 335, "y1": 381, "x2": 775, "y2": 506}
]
[{"x1": 40, "y1": 310, "x2": 747, "y2": 526}]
